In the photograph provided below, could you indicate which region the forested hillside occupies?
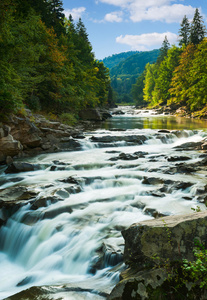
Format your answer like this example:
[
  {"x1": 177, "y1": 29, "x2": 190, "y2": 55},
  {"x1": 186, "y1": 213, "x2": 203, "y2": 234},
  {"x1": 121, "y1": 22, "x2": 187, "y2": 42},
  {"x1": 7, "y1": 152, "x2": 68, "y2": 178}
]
[
  {"x1": 132, "y1": 9, "x2": 207, "y2": 116},
  {"x1": 0, "y1": 0, "x2": 114, "y2": 121},
  {"x1": 108, "y1": 50, "x2": 159, "y2": 103},
  {"x1": 102, "y1": 51, "x2": 140, "y2": 70}
]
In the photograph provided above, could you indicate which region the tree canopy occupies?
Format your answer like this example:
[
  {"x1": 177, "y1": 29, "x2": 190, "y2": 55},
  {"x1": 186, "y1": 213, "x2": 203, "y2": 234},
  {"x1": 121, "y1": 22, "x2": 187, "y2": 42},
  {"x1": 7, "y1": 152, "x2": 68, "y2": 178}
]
[
  {"x1": 0, "y1": 0, "x2": 114, "y2": 119},
  {"x1": 132, "y1": 9, "x2": 207, "y2": 114}
]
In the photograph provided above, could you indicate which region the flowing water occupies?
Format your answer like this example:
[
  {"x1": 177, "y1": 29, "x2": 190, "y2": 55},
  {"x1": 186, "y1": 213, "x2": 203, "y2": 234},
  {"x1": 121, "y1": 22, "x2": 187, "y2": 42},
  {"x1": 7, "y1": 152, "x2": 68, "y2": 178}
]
[{"x1": 0, "y1": 108, "x2": 207, "y2": 299}]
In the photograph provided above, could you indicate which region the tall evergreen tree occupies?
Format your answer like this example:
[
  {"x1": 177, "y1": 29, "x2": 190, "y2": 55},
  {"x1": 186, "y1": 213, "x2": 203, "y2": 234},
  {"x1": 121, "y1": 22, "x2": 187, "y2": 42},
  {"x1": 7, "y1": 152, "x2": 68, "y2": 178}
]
[
  {"x1": 179, "y1": 15, "x2": 190, "y2": 46},
  {"x1": 157, "y1": 36, "x2": 170, "y2": 64},
  {"x1": 47, "y1": 0, "x2": 65, "y2": 36},
  {"x1": 76, "y1": 18, "x2": 94, "y2": 66},
  {"x1": 190, "y1": 8, "x2": 206, "y2": 45}
]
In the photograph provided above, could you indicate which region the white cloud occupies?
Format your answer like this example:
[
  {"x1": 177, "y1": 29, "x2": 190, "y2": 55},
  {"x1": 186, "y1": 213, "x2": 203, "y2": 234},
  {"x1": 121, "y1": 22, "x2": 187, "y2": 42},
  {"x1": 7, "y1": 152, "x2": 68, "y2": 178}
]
[
  {"x1": 97, "y1": 0, "x2": 198, "y2": 23},
  {"x1": 64, "y1": 7, "x2": 86, "y2": 20},
  {"x1": 104, "y1": 11, "x2": 123, "y2": 22},
  {"x1": 116, "y1": 32, "x2": 178, "y2": 50},
  {"x1": 129, "y1": 4, "x2": 195, "y2": 23},
  {"x1": 97, "y1": 0, "x2": 131, "y2": 6}
]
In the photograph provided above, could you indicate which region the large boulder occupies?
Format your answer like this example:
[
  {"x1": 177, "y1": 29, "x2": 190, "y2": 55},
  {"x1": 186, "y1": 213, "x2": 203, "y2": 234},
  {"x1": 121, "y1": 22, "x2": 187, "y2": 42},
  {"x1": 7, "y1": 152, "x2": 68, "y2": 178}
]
[
  {"x1": 109, "y1": 211, "x2": 207, "y2": 300},
  {"x1": 79, "y1": 108, "x2": 102, "y2": 121},
  {"x1": 123, "y1": 212, "x2": 207, "y2": 268},
  {"x1": 0, "y1": 134, "x2": 23, "y2": 158},
  {"x1": 9, "y1": 116, "x2": 41, "y2": 148}
]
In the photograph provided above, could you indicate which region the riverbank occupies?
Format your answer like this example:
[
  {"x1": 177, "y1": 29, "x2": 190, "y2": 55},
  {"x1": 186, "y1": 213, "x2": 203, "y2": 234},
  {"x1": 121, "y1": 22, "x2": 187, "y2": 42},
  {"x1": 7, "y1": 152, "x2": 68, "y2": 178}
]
[
  {"x1": 145, "y1": 104, "x2": 207, "y2": 119},
  {"x1": 0, "y1": 108, "x2": 112, "y2": 166}
]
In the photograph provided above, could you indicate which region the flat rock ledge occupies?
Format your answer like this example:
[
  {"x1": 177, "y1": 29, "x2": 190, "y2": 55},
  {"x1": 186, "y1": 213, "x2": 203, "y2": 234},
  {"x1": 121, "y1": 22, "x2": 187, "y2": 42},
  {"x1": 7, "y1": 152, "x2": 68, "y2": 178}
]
[
  {"x1": 0, "y1": 108, "x2": 112, "y2": 164},
  {"x1": 109, "y1": 211, "x2": 207, "y2": 300}
]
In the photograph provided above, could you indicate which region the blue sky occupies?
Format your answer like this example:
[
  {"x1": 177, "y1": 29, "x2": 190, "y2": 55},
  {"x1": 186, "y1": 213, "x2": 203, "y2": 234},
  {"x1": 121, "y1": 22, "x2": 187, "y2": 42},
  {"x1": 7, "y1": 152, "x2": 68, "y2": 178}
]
[{"x1": 62, "y1": 0, "x2": 207, "y2": 60}]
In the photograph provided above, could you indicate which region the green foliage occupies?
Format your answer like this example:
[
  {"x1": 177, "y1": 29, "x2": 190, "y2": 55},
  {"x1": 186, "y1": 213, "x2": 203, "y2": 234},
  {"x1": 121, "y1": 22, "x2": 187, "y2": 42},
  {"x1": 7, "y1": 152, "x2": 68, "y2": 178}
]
[
  {"x1": 170, "y1": 39, "x2": 207, "y2": 111},
  {"x1": 102, "y1": 51, "x2": 140, "y2": 69},
  {"x1": 190, "y1": 8, "x2": 206, "y2": 45},
  {"x1": 0, "y1": 2, "x2": 113, "y2": 118},
  {"x1": 109, "y1": 50, "x2": 159, "y2": 103},
  {"x1": 179, "y1": 15, "x2": 190, "y2": 46},
  {"x1": 139, "y1": 10, "x2": 207, "y2": 113},
  {"x1": 131, "y1": 70, "x2": 147, "y2": 106},
  {"x1": 151, "y1": 224, "x2": 207, "y2": 296},
  {"x1": 143, "y1": 63, "x2": 158, "y2": 105},
  {"x1": 59, "y1": 113, "x2": 77, "y2": 126},
  {"x1": 156, "y1": 36, "x2": 170, "y2": 64},
  {"x1": 153, "y1": 45, "x2": 182, "y2": 105},
  {"x1": 182, "y1": 241, "x2": 207, "y2": 289}
]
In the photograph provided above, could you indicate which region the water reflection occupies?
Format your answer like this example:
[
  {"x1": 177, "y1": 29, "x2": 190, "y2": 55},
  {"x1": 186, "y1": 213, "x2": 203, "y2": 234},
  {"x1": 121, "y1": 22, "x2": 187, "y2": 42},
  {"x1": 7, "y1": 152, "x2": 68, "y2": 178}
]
[{"x1": 103, "y1": 114, "x2": 207, "y2": 131}]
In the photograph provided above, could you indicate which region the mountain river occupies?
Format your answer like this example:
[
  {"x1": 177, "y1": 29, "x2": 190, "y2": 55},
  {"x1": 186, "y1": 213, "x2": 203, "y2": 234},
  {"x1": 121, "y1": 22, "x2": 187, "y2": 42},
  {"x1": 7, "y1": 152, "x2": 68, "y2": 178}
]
[{"x1": 0, "y1": 107, "x2": 207, "y2": 299}]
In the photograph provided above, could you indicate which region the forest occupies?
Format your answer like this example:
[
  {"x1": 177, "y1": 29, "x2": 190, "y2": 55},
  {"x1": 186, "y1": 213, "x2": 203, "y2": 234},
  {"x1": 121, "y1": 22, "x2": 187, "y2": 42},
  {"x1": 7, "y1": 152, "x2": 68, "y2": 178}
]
[
  {"x1": 103, "y1": 50, "x2": 159, "y2": 104},
  {"x1": 132, "y1": 9, "x2": 207, "y2": 116},
  {"x1": 0, "y1": 0, "x2": 114, "y2": 122}
]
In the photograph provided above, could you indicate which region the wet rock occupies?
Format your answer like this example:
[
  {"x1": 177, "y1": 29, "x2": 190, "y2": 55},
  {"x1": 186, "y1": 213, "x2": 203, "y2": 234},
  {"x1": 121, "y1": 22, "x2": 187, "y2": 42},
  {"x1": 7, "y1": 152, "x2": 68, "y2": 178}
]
[
  {"x1": 175, "y1": 163, "x2": 195, "y2": 173},
  {"x1": 52, "y1": 160, "x2": 67, "y2": 165},
  {"x1": 105, "y1": 150, "x2": 121, "y2": 154},
  {"x1": 71, "y1": 133, "x2": 85, "y2": 139},
  {"x1": 144, "y1": 208, "x2": 166, "y2": 218},
  {"x1": 5, "y1": 162, "x2": 40, "y2": 173},
  {"x1": 7, "y1": 284, "x2": 109, "y2": 300},
  {"x1": 171, "y1": 130, "x2": 189, "y2": 138},
  {"x1": 174, "y1": 141, "x2": 202, "y2": 150},
  {"x1": 0, "y1": 186, "x2": 37, "y2": 203},
  {"x1": 112, "y1": 110, "x2": 125, "y2": 115},
  {"x1": 31, "y1": 196, "x2": 62, "y2": 210},
  {"x1": 90, "y1": 135, "x2": 148, "y2": 144},
  {"x1": 167, "y1": 155, "x2": 191, "y2": 162},
  {"x1": 199, "y1": 156, "x2": 207, "y2": 166},
  {"x1": 55, "y1": 189, "x2": 70, "y2": 199},
  {"x1": 158, "y1": 129, "x2": 170, "y2": 133},
  {"x1": 0, "y1": 186, "x2": 38, "y2": 222},
  {"x1": 65, "y1": 185, "x2": 82, "y2": 194},
  {"x1": 59, "y1": 176, "x2": 84, "y2": 185},
  {"x1": 110, "y1": 153, "x2": 138, "y2": 161},
  {"x1": 151, "y1": 191, "x2": 165, "y2": 198},
  {"x1": 133, "y1": 151, "x2": 148, "y2": 157},
  {"x1": 142, "y1": 177, "x2": 163, "y2": 185},
  {"x1": 50, "y1": 165, "x2": 66, "y2": 171},
  {"x1": 42, "y1": 205, "x2": 73, "y2": 219},
  {"x1": 130, "y1": 201, "x2": 145, "y2": 210},
  {"x1": 164, "y1": 163, "x2": 195, "y2": 174},
  {"x1": 201, "y1": 142, "x2": 207, "y2": 150},
  {"x1": 59, "y1": 138, "x2": 81, "y2": 150},
  {"x1": 17, "y1": 276, "x2": 35, "y2": 287},
  {"x1": 89, "y1": 242, "x2": 123, "y2": 274}
]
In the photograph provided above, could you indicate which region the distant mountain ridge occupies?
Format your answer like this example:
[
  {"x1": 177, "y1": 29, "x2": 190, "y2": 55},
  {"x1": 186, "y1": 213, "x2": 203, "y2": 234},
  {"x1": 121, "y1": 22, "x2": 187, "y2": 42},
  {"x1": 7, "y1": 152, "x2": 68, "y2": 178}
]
[
  {"x1": 102, "y1": 49, "x2": 160, "y2": 103},
  {"x1": 110, "y1": 49, "x2": 159, "y2": 76},
  {"x1": 101, "y1": 51, "x2": 140, "y2": 70}
]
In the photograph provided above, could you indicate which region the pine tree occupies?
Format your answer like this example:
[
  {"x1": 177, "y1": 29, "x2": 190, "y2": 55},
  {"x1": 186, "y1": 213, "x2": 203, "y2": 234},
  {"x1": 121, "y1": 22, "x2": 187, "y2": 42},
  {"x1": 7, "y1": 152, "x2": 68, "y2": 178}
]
[
  {"x1": 47, "y1": 0, "x2": 65, "y2": 36},
  {"x1": 76, "y1": 18, "x2": 94, "y2": 66},
  {"x1": 190, "y1": 8, "x2": 206, "y2": 45},
  {"x1": 157, "y1": 36, "x2": 170, "y2": 64},
  {"x1": 179, "y1": 15, "x2": 190, "y2": 46}
]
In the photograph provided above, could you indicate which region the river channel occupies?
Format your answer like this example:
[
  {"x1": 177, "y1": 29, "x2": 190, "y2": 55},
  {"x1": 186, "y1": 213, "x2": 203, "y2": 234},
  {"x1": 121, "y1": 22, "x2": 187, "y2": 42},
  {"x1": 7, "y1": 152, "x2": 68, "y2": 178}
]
[{"x1": 0, "y1": 107, "x2": 207, "y2": 299}]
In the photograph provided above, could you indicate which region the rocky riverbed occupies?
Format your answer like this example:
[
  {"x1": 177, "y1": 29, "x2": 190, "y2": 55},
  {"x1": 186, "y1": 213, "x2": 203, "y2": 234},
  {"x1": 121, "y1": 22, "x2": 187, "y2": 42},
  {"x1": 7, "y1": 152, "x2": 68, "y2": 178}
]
[{"x1": 1, "y1": 107, "x2": 207, "y2": 299}]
